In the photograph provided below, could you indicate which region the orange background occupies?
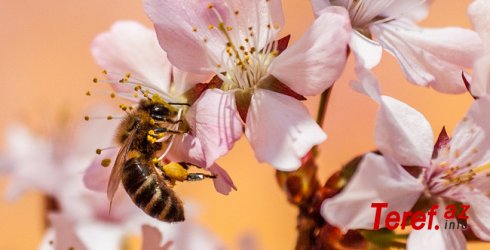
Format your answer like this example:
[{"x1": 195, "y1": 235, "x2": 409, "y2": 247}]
[{"x1": 0, "y1": 0, "x2": 488, "y2": 249}]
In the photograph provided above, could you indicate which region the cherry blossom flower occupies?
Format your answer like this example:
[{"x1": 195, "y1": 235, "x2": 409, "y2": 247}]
[
  {"x1": 311, "y1": 0, "x2": 482, "y2": 93},
  {"x1": 88, "y1": 20, "x2": 235, "y2": 194},
  {"x1": 468, "y1": 0, "x2": 490, "y2": 97},
  {"x1": 321, "y1": 71, "x2": 490, "y2": 248},
  {"x1": 143, "y1": 0, "x2": 351, "y2": 171}
]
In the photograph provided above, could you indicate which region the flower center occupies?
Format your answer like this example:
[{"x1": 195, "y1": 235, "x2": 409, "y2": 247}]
[{"x1": 194, "y1": 3, "x2": 280, "y2": 91}]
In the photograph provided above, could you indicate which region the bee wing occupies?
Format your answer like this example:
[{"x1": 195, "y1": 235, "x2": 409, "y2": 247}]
[{"x1": 107, "y1": 128, "x2": 137, "y2": 201}]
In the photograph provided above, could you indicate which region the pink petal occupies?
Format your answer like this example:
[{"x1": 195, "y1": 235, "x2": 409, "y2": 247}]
[
  {"x1": 468, "y1": 0, "x2": 490, "y2": 47},
  {"x1": 449, "y1": 96, "x2": 490, "y2": 169},
  {"x1": 143, "y1": 0, "x2": 221, "y2": 74},
  {"x1": 91, "y1": 21, "x2": 172, "y2": 93},
  {"x1": 321, "y1": 153, "x2": 424, "y2": 231},
  {"x1": 376, "y1": 96, "x2": 434, "y2": 167},
  {"x1": 470, "y1": 55, "x2": 490, "y2": 97},
  {"x1": 372, "y1": 21, "x2": 482, "y2": 93},
  {"x1": 245, "y1": 89, "x2": 327, "y2": 171},
  {"x1": 269, "y1": 6, "x2": 351, "y2": 96},
  {"x1": 464, "y1": 193, "x2": 490, "y2": 241},
  {"x1": 350, "y1": 32, "x2": 383, "y2": 69},
  {"x1": 171, "y1": 67, "x2": 212, "y2": 96},
  {"x1": 142, "y1": 225, "x2": 173, "y2": 250},
  {"x1": 407, "y1": 214, "x2": 466, "y2": 250},
  {"x1": 168, "y1": 135, "x2": 236, "y2": 195},
  {"x1": 49, "y1": 213, "x2": 87, "y2": 250},
  {"x1": 381, "y1": 0, "x2": 429, "y2": 22},
  {"x1": 83, "y1": 151, "x2": 117, "y2": 193},
  {"x1": 209, "y1": 164, "x2": 236, "y2": 195},
  {"x1": 144, "y1": 0, "x2": 284, "y2": 74},
  {"x1": 350, "y1": 65, "x2": 382, "y2": 102},
  {"x1": 310, "y1": 0, "x2": 332, "y2": 16},
  {"x1": 186, "y1": 89, "x2": 243, "y2": 167}
]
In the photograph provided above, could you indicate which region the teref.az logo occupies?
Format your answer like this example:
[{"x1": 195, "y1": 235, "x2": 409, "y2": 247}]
[{"x1": 371, "y1": 202, "x2": 469, "y2": 230}]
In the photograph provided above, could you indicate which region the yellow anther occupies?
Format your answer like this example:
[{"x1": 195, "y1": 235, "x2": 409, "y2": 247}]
[
  {"x1": 148, "y1": 130, "x2": 155, "y2": 136},
  {"x1": 208, "y1": 25, "x2": 215, "y2": 30},
  {"x1": 158, "y1": 133, "x2": 165, "y2": 138},
  {"x1": 92, "y1": 78, "x2": 98, "y2": 83},
  {"x1": 134, "y1": 85, "x2": 142, "y2": 91},
  {"x1": 133, "y1": 93, "x2": 139, "y2": 98},
  {"x1": 207, "y1": 3, "x2": 214, "y2": 9},
  {"x1": 101, "y1": 158, "x2": 111, "y2": 167},
  {"x1": 125, "y1": 73, "x2": 131, "y2": 78},
  {"x1": 102, "y1": 69, "x2": 108, "y2": 74},
  {"x1": 152, "y1": 157, "x2": 159, "y2": 164},
  {"x1": 119, "y1": 104, "x2": 127, "y2": 111},
  {"x1": 84, "y1": 116, "x2": 90, "y2": 121},
  {"x1": 234, "y1": 10, "x2": 239, "y2": 15},
  {"x1": 473, "y1": 163, "x2": 490, "y2": 174},
  {"x1": 192, "y1": 27, "x2": 198, "y2": 32},
  {"x1": 107, "y1": 115, "x2": 113, "y2": 120},
  {"x1": 96, "y1": 148, "x2": 102, "y2": 155},
  {"x1": 85, "y1": 91, "x2": 91, "y2": 96},
  {"x1": 226, "y1": 26, "x2": 233, "y2": 31},
  {"x1": 150, "y1": 119, "x2": 155, "y2": 125},
  {"x1": 110, "y1": 93, "x2": 116, "y2": 98}
]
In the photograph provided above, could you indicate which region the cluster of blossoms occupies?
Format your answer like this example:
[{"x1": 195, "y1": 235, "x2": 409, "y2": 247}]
[{"x1": 2, "y1": 0, "x2": 490, "y2": 249}]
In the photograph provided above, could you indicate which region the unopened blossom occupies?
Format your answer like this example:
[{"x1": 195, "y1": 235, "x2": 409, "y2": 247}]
[
  {"x1": 312, "y1": 0, "x2": 482, "y2": 93},
  {"x1": 322, "y1": 71, "x2": 490, "y2": 249},
  {"x1": 144, "y1": 0, "x2": 351, "y2": 170},
  {"x1": 468, "y1": 0, "x2": 490, "y2": 97},
  {"x1": 87, "y1": 20, "x2": 235, "y2": 194}
]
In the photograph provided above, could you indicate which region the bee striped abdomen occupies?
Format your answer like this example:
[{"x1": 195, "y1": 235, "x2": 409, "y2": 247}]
[{"x1": 122, "y1": 157, "x2": 185, "y2": 222}]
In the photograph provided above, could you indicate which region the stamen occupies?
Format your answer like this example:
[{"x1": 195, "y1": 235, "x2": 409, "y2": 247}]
[{"x1": 101, "y1": 158, "x2": 112, "y2": 167}]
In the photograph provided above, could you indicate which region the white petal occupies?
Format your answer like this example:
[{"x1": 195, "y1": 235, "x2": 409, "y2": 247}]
[
  {"x1": 468, "y1": 0, "x2": 490, "y2": 47},
  {"x1": 372, "y1": 21, "x2": 482, "y2": 93},
  {"x1": 381, "y1": 0, "x2": 429, "y2": 22},
  {"x1": 407, "y1": 215, "x2": 467, "y2": 250},
  {"x1": 376, "y1": 96, "x2": 434, "y2": 167},
  {"x1": 91, "y1": 21, "x2": 172, "y2": 94},
  {"x1": 464, "y1": 192, "x2": 490, "y2": 241},
  {"x1": 450, "y1": 96, "x2": 490, "y2": 169},
  {"x1": 470, "y1": 55, "x2": 490, "y2": 97},
  {"x1": 350, "y1": 31, "x2": 383, "y2": 69},
  {"x1": 186, "y1": 89, "x2": 243, "y2": 167},
  {"x1": 350, "y1": 64, "x2": 382, "y2": 103},
  {"x1": 310, "y1": 0, "x2": 332, "y2": 17},
  {"x1": 245, "y1": 89, "x2": 326, "y2": 171},
  {"x1": 321, "y1": 153, "x2": 424, "y2": 231},
  {"x1": 269, "y1": 6, "x2": 351, "y2": 96},
  {"x1": 171, "y1": 67, "x2": 211, "y2": 97}
]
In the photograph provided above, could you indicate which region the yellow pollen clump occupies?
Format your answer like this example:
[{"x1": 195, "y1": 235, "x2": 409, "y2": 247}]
[
  {"x1": 152, "y1": 157, "x2": 159, "y2": 164},
  {"x1": 96, "y1": 148, "x2": 102, "y2": 155}
]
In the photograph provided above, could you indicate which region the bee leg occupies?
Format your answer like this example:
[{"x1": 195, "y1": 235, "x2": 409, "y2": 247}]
[
  {"x1": 153, "y1": 128, "x2": 184, "y2": 135},
  {"x1": 167, "y1": 102, "x2": 190, "y2": 106},
  {"x1": 186, "y1": 173, "x2": 217, "y2": 181},
  {"x1": 159, "y1": 117, "x2": 184, "y2": 124}
]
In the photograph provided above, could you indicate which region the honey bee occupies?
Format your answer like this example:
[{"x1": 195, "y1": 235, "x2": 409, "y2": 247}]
[{"x1": 107, "y1": 96, "x2": 215, "y2": 222}]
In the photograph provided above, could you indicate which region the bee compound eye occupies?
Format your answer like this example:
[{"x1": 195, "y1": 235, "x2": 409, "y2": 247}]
[{"x1": 150, "y1": 104, "x2": 170, "y2": 120}]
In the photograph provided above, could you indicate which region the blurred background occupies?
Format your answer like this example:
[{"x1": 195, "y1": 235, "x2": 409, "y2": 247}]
[{"x1": 0, "y1": 0, "x2": 488, "y2": 249}]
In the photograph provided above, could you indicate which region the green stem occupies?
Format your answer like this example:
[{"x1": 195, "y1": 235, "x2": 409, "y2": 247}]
[
  {"x1": 312, "y1": 86, "x2": 333, "y2": 156},
  {"x1": 316, "y1": 86, "x2": 333, "y2": 127}
]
